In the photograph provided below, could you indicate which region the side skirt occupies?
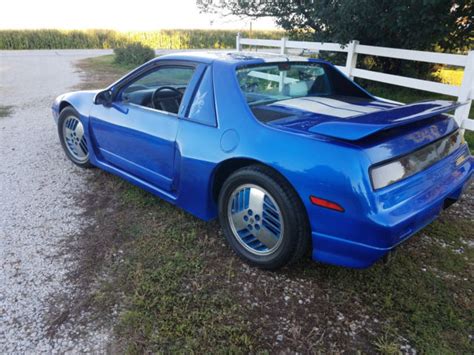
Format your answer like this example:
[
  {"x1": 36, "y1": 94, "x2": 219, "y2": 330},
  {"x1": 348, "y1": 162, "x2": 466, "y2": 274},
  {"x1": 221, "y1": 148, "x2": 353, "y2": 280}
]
[{"x1": 92, "y1": 158, "x2": 178, "y2": 205}]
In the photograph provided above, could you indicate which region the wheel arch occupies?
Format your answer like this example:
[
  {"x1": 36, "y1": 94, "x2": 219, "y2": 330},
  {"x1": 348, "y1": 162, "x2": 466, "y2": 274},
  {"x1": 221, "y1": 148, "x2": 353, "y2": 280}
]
[
  {"x1": 59, "y1": 100, "x2": 73, "y2": 113},
  {"x1": 211, "y1": 158, "x2": 309, "y2": 222},
  {"x1": 211, "y1": 158, "x2": 259, "y2": 202},
  {"x1": 212, "y1": 157, "x2": 312, "y2": 268}
]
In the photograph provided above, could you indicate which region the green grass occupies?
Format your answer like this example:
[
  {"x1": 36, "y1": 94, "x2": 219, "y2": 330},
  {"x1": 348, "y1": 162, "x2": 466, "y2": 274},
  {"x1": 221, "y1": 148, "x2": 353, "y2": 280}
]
[
  {"x1": 466, "y1": 131, "x2": 474, "y2": 153},
  {"x1": 0, "y1": 105, "x2": 13, "y2": 118},
  {"x1": 74, "y1": 55, "x2": 138, "y2": 90},
  {"x1": 107, "y1": 181, "x2": 474, "y2": 353},
  {"x1": 301, "y1": 218, "x2": 474, "y2": 353},
  {"x1": 83, "y1": 54, "x2": 137, "y2": 73},
  {"x1": 80, "y1": 56, "x2": 473, "y2": 353},
  {"x1": 110, "y1": 185, "x2": 257, "y2": 352}
]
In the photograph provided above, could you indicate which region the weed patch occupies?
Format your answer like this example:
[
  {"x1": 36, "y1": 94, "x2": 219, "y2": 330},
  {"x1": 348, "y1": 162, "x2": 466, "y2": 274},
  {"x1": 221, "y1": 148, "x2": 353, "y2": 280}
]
[{"x1": 0, "y1": 105, "x2": 14, "y2": 118}]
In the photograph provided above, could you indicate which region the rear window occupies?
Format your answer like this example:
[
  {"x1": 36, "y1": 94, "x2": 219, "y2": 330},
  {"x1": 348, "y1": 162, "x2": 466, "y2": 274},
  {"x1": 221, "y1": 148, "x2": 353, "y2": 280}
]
[
  {"x1": 236, "y1": 62, "x2": 372, "y2": 123},
  {"x1": 237, "y1": 63, "x2": 331, "y2": 106}
]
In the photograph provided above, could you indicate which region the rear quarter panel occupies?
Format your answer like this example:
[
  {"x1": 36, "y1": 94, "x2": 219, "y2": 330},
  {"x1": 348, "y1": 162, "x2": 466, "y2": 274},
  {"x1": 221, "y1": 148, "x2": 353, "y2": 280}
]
[{"x1": 200, "y1": 61, "x2": 375, "y2": 237}]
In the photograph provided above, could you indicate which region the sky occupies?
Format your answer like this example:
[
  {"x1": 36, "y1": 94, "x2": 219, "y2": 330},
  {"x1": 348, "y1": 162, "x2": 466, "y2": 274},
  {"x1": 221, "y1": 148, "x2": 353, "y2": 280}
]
[{"x1": 0, "y1": 0, "x2": 276, "y2": 30}]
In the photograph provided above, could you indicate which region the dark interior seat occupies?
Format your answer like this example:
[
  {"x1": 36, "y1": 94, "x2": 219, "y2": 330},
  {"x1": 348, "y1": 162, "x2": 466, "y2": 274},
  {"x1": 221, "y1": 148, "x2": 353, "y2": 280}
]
[{"x1": 156, "y1": 97, "x2": 181, "y2": 114}]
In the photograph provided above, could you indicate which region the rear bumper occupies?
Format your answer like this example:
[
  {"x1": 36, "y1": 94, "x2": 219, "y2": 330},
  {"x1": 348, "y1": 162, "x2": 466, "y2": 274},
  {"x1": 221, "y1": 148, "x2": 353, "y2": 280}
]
[{"x1": 311, "y1": 146, "x2": 473, "y2": 268}]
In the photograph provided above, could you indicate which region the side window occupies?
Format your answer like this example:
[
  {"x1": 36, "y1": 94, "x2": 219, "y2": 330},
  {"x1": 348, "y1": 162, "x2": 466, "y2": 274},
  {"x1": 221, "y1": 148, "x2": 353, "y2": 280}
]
[
  {"x1": 186, "y1": 67, "x2": 216, "y2": 126},
  {"x1": 122, "y1": 66, "x2": 195, "y2": 114}
]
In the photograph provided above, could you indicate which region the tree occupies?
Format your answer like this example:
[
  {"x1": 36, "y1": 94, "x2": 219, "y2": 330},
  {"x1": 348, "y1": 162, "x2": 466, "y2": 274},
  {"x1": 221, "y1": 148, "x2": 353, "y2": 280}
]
[
  {"x1": 199, "y1": 0, "x2": 472, "y2": 51},
  {"x1": 199, "y1": 0, "x2": 472, "y2": 75}
]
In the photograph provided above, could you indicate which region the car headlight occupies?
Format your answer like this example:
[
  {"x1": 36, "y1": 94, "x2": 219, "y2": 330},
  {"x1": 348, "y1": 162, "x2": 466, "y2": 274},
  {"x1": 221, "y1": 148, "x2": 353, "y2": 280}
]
[{"x1": 370, "y1": 130, "x2": 464, "y2": 190}]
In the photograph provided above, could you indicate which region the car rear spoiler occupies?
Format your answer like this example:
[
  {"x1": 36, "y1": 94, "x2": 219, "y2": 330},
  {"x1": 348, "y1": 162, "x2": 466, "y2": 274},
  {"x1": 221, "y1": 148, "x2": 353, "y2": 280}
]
[{"x1": 309, "y1": 100, "x2": 466, "y2": 141}]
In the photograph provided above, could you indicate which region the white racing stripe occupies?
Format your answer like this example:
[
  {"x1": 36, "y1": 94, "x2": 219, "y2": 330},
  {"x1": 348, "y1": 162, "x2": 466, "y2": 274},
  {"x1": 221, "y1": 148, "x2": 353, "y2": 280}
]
[
  {"x1": 270, "y1": 96, "x2": 385, "y2": 118},
  {"x1": 308, "y1": 97, "x2": 384, "y2": 114},
  {"x1": 271, "y1": 98, "x2": 354, "y2": 117}
]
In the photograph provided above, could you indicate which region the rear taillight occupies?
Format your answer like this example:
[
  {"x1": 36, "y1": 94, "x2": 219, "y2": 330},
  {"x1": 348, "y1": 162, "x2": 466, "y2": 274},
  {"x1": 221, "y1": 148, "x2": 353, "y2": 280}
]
[{"x1": 370, "y1": 130, "x2": 464, "y2": 190}]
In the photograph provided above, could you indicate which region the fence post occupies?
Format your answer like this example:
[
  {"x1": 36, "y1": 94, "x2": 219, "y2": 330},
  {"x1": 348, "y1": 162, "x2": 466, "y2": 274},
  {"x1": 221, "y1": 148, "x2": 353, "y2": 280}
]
[
  {"x1": 280, "y1": 37, "x2": 288, "y2": 55},
  {"x1": 455, "y1": 51, "x2": 474, "y2": 130},
  {"x1": 236, "y1": 32, "x2": 242, "y2": 51},
  {"x1": 345, "y1": 40, "x2": 359, "y2": 80}
]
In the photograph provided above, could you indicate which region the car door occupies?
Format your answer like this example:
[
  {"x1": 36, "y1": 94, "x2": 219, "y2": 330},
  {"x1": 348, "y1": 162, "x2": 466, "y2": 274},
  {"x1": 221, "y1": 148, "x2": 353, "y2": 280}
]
[{"x1": 89, "y1": 63, "x2": 201, "y2": 192}]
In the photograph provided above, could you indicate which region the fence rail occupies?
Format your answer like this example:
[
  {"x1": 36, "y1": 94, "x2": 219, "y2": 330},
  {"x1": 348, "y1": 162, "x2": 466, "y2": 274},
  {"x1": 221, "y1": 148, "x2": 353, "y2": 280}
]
[{"x1": 236, "y1": 34, "x2": 474, "y2": 131}]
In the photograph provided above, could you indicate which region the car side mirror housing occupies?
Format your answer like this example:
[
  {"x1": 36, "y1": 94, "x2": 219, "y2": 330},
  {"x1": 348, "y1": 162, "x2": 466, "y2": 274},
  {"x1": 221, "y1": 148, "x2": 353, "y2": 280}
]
[{"x1": 94, "y1": 89, "x2": 113, "y2": 106}]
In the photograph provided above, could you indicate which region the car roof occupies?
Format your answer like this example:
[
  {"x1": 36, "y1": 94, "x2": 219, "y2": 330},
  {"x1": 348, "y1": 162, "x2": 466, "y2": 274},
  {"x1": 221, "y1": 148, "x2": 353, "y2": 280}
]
[{"x1": 153, "y1": 51, "x2": 315, "y2": 66}]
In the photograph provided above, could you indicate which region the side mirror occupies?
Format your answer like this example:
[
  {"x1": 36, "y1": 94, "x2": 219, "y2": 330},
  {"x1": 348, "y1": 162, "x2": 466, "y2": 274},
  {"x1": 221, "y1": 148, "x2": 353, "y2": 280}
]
[{"x1": 94, "y1": 89, "x2": 113, "y2": 106}]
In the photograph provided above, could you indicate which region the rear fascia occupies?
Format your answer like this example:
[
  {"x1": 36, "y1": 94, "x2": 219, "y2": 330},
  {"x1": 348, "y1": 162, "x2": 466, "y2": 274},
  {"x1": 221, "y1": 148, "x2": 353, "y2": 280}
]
[{"x1": 311, "y1": 143, "x2": 472, "y2": 268}]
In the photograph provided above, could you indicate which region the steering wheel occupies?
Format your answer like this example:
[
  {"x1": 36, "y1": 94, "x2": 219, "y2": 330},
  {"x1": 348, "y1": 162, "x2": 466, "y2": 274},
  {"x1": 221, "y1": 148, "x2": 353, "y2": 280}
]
[{"x1": 151, "y1": 86, "x2": 183, "y2": 111}]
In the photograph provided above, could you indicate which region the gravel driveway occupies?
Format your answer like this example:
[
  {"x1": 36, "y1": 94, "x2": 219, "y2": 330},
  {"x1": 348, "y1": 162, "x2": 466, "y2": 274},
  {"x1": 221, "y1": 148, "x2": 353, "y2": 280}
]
[{"x1": 0, "y1": 49, "x2": 112, "y2": 353}]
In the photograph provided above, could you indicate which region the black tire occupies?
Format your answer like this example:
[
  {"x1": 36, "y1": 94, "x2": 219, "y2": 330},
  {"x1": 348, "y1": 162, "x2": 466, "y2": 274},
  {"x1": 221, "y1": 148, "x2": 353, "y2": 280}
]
[
  {"x1": 58, "y1": 107, "x2": 93, "y2": 169},
  {"x1": 218, "y1": 165, "x2": 310, "y2": 270}
]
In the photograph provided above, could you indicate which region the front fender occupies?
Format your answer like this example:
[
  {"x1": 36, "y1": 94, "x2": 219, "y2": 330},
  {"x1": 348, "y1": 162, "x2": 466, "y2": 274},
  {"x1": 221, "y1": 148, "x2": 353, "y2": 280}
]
[
  {"x1": 52, "y1": 90, "x2": 98, "y2": 124},
  {"x1": 52, "y1": 90, "x2": 99, "y2": 166}
]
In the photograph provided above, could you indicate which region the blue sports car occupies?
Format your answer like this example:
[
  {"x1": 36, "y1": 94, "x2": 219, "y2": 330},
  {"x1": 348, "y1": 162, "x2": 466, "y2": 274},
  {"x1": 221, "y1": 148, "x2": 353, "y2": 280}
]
[{"x1": 52, "y1": 52, "x2": 473, "y2": 270}]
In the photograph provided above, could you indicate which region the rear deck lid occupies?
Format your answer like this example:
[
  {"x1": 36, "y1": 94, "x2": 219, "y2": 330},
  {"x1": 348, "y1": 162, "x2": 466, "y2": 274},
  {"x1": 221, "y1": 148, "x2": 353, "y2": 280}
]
[{"x1": 265, "y1": 97, "x2": 464, "y2": 141}]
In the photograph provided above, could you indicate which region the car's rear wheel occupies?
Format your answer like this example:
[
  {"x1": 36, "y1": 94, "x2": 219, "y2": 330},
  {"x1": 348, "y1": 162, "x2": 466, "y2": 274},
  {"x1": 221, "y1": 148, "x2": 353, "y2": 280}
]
[
  {"x1": 58, "y1": 107, "x2": 92, "y2": 168},
  {"x1": 218, "y1": 165, "x2": 309, "y2": 270}
]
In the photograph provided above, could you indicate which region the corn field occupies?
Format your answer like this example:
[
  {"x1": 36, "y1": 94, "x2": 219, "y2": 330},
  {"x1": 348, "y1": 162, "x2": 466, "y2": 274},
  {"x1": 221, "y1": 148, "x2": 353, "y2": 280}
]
[{"x1": 0, "y1": 29, "x2": 284, "y2": 50}]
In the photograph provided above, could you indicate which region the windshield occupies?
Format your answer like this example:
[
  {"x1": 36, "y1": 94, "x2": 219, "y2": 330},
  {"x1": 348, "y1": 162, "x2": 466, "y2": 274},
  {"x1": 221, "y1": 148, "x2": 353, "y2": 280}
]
[{"x1": 237, "y1": 62, "x2": 332, "y2": 106}]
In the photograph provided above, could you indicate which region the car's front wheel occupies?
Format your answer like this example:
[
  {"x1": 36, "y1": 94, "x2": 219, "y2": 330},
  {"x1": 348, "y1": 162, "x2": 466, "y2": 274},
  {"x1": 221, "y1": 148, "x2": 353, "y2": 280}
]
[
  {"x1": 218, "y1": 165, "x2": 309, "y2": 270},
  {"x1": 58, "y1": 107, "x2": 92, "y2": 168}
]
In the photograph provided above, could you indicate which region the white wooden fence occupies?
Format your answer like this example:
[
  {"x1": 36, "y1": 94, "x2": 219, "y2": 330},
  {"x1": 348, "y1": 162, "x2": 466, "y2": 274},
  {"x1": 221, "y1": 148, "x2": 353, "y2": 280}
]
[{"x1": 236, "y1": 34, "x2": 474, "y2": 132}]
